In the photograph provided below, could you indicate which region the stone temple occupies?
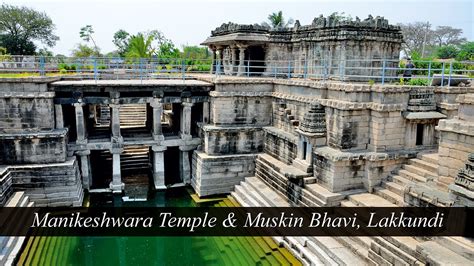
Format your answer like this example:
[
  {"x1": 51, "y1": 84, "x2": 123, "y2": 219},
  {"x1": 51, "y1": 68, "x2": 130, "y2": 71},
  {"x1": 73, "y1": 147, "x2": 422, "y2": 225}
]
[{"x1": 1, "y1": 14, "x2": 473, "y2": 265}]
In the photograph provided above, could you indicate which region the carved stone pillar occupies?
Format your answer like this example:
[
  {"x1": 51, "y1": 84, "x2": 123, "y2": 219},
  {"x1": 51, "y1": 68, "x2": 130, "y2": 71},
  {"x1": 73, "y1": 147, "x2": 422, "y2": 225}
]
[
  {"x1": 216, "y1": 46, "x2": 224, "y2": 74},
  {"x1": 180, "y1": 101, "x2": 193, "y2": 140},
  {"x1": 77, "y1": 150, "x2": 92, "y2": 190},
  {"x1": 237, "y1": 46, "x2": 247, "y2": 76},
  {"x1": 55, "y1": 104, "x2": 64, "y2": 129},
  {"x1": 109, "y1": 147, "x2": 124, "y2": 193},
  {"x1": 150, "y1": 98, "x2": 164, "y2": 141},
  {"x1": 231, "y1": 46, "x2": 237, "y2": 75},
  {"x1": 74, "y1": 102, "x2": 87, "y2": 144},
  {"x1": 210, "y1": 48, "x2": 217, "y2": 74},
  {"x1": 152, "y1": 145, "x2": 167, "y2": 190}
]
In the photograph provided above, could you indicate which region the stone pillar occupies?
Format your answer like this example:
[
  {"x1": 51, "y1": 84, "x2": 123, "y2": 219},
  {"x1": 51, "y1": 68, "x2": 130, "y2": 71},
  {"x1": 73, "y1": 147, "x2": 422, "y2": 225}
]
[
  {"x1": 110, "y1": 103, "x2": 121, "y2": 140},
  {"x1": 180, "y1": 101, "x2": 193, "y2": 140},
  {"x1": 152, "y1": 146, "x2": 167, "y2": 190},
  {"x1": 202, "y1": 101, "x2": 210, "y2": 124},
  {"x1": 55, "y1": 104, "x2": 64, "y2": 129},
  {"x1": 237, "y1": 46, "x2": 247, "y2": 76},
  {"x1": 74, "y1": 102, "x2": 87, "y2": 144},
  {"x1": 77, "y1": 150, "x2": 92, "y2": 190},
  {"x1": 230, "y1": 46, "x2": 237, "y2": 75},
  {"x1": 150, "y1": 98, "x2": 164, "y2": 141},
  {"x1": 297, "y1": 138, "x2": 305, "y2": 160},
  {"x1": 216, "y1": 46, "x2": 223, "y2": 74},
  {"x1": 210, "y1": 48, "x2": 216, "y2": 74},
  {"x1": 179, "y1": 146, "x2": 193, "y2": 185},
  {"x1": 109, "y1": 148, "x2": 124, "y2": 193}
]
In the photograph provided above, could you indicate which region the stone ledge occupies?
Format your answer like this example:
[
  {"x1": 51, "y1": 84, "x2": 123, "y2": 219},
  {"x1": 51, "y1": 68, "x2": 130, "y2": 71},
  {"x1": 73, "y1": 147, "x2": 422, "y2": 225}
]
[
  {"x1": 0, "y1": 128, "x2": 68, "y2": 139},
  {"x1": 202, "y1": 124, "x2": 263, "y2": 131},
  {"x1": 436, "y1": 119, "x2": 474, "y2": 137},
  {"x1": 0, "y1": 91, "x2": 55, "y2": 98},
  {"x1": 314, "y1": 146, "x2": 416, "y2": 162},
  {"x1": 209, "y1": 91, "x2": 272, "y2": 97},
  {"x1": 263, "y1": 126, "x2": 298, "y2": 143}
]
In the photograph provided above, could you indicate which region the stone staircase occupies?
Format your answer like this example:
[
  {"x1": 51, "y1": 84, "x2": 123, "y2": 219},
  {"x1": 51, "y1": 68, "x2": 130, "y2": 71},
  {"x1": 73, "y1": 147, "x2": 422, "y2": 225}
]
[
  {"x1": 94, "y1": 104, "x2": 111, "y2": 127},
  {"x1": 119, "y1": 104, "x2": 147, "y2": 128},
  {"x1": 121, "y1": 146, "x2": 150, "y2": 199},
  {"x1": 275, "y1": 103, "x2": 299, "y2": 132},
  {"x1": 0, "y1": 191, "x2": 33, "y2": 266},
  {"x1": 374, "y1": 152, "x2": 454, "y2": 207}
]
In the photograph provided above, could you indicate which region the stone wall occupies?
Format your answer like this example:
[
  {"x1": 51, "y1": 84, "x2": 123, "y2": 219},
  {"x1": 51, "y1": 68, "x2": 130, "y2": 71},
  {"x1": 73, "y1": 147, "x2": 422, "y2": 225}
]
[
  {"x1": 9, "y1": 158, "x2": 83, "y2": 207},
  {"x1": 0, "y1": 129, "x2": 68, "y2": 164},
  {"x1": 263, "y1": 127, "x2": 297, "y2": 164},
  {"x1": 203, "y1": 125, "x2": 264, "y2": 155},
  {"x1": 192, "y1": 152, "x2": 255, "y2": 196}
]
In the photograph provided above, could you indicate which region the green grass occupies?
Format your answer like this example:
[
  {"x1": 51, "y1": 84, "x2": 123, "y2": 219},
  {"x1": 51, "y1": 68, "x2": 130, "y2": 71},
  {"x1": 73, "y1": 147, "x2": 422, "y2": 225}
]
[{"x1": 0, "y1": 72, "x2": 80, "y2": 78}]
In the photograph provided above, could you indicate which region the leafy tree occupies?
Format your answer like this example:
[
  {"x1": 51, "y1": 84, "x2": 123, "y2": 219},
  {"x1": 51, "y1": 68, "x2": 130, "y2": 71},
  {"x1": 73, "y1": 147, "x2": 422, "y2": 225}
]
[
  {"x1": 126, "y1": 33, "x2": 155, "y2": 59},
  {"x1": 456, "y1": 42, "x2": 474, "y2": 61},
  {"x1": 432, "y1": 26, "x2": 467, "y2": 47},
  {"x1": 37, "y1": 48, "x2": 53, "y2": 57},
  {"x1": 436, "y1": 45, "x2": 459, "y2": 59},
  {"x1": 71, "y1": 44, "x2": 101, "y2": 58},
  {"x1": 112, "y1": 29, "x2": 130, "y2": 57},
  {"x1": 0, "y1": 4, "x2": 58, "y2": 55},
  {"x1": 399, "y1": 21, "x2": 434, "y2": 57},
  {"x1": 262, "y1": 11, "x2": 294, "y2": 29},
  {"x1": 79, "y1": 25, "x2": 99, "y2": 53}
]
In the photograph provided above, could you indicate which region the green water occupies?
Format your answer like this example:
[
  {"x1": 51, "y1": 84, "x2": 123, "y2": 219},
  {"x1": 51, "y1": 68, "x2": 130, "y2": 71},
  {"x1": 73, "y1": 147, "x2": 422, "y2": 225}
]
[{"x1": 19, "y1": 188, "x2": 301, "y2": 266}]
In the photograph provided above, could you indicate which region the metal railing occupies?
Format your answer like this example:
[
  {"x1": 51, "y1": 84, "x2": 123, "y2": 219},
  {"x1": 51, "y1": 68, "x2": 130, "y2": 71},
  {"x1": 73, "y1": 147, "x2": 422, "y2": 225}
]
[{"x1": 0, "y1": 55, "x2": 473, "y2": 86}]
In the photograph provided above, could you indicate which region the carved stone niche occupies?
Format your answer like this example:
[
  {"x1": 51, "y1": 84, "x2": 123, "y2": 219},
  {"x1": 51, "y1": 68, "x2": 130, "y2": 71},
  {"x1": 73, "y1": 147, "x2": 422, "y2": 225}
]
[{"x1": 293, "y1": 103, "x2": 327, "y2": 173}]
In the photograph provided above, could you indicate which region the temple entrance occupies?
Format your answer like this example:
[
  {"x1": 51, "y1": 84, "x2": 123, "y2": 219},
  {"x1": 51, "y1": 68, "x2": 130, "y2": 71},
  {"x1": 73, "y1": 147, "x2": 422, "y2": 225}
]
[
  {"x1": 416, "y1": 124, "x2": 424, "y2": 146},
  {"x1": 90, "y1": 150, "x2": 112, "y2": 189}
]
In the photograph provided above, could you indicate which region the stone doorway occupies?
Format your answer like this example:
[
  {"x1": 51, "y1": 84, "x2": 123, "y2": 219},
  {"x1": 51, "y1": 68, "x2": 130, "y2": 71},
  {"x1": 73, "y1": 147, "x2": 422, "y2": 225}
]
[{"x1": 164, "y1": 146, "x2": 181, "y2": 185}]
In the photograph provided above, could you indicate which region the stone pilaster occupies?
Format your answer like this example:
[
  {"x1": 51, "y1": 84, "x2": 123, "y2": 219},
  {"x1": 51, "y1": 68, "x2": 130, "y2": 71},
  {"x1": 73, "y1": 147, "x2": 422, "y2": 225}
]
[
  {"x1": 179, "y1": 146, "x2": 193, "y2": 185},
  {"x1": 150, "y1": 98, "x2": 164, "y2": 141},
  {"x1": 55, "y1": 104, "x2": 64, "y2": 129},
  {"x1": 180, "y1": 101, "x2": 193, "y2": 140},
  {"x1": 73, "y1": 102, "x2": 87, "y2": 144},
  {"x1": 216, "y1": 46, "x2": 223, "y2": 74},
  {"x1": 77, "y1": 150, "x2": 92, "y2": 190},
  {"x1": 210, "y1": 48, "x2": 217, "y2": 74},
  {"x1": 202, "y1": 101, "x2": 210, "y2": 124},
  {"x1": 152, "y1": 145, "x2": 167, "y2": 190},
  {"x1": 230, "y1": 46, "x2": 237, "y2": 75},
  {"x1": 109, "y1": 147, "x2": 124, "y2": 193}
]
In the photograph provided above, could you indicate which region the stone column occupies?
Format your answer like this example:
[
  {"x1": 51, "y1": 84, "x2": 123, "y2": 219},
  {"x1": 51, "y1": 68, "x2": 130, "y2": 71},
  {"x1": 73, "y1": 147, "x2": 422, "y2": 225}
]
[
  {"x1": 77, "y1": 150, "x2": 92, "y2": 190},
  {"x1": 230, "y1": 46, "x2": 237, "y2": 75},
  {"x1": 150, "y1": 98, "x2": 164, "y2": 141},
  {"x1": 152, "y1": 146, "x2": 167, "y2": 190},
  {"x1": 297, "y1": 138, "x2": 305, "y2": 160},
  {"x1": 55, "y1": 104, "x2": 64, "y2": 129},
  {"x1": 210, "y1": 48, "x2": 216, "y2": 74},
  {"x1": 180, "y1": 101, "x2": 193, "y2": 140},
  {"x1": 179, "y1": 146, "x2": 193, "y2": 185},
  {"x1": 74, "y1": 102, "x2": 87, "y2": 144},
  {"x1": 202, "y1": 101, "x2": 210, "y2": 124},
  {"x1": 109, "y1": 147, "x2": 124, "y2": 193},
  {"x1": 109, "y1": 103, "x2": 121, "y2": 141},
  {"x1": 216, "y1": 46, "x2": 224, "y2": 74},
  {"x1": 237, "y1": 45, "x2": 247, "y2": 76}
]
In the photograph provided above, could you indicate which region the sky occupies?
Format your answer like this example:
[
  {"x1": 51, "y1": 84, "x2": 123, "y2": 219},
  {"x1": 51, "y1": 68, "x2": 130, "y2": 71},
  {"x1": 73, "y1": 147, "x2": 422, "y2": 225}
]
[{"x1": 2, "y1": 0, "x2": 473, "y2": 55}]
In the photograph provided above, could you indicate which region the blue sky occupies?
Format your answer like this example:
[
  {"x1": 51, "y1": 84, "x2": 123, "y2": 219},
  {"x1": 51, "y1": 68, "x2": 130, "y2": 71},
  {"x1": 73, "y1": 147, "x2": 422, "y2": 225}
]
[{"x1": 2, "y1": 0, "x2": 473, "y2": 55}]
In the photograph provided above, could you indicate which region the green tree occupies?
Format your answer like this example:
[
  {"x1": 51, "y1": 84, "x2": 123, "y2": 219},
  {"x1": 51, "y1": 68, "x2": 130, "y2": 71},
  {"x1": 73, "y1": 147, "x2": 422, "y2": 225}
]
[
  {"x1": 37, "y1": 48, "x2": 53, "y2": 57},
  {"x1": 436, "y1": 45, "x2": 459, "y2": 59},
  {"x1": 0, "y1": 4, "x2": 58, "y2": 55},
  {"x1": 263, "y1": 11, "x2": 294, "y2": 29},
  {"x1": 456, "y1": 42, "x2": 474, "y2": 61},
  {"x1": 112, "y1": 29, "x2": 130, "y2": 57},
  {"x1": 79, "y1": 25, "x2": 99, "y2": 54},
  {"x1": 126, "y1": 33, "x2": 155, "y2": 59},
  {"x1": 71, "y1": 44, "x2": 101, "y2": 58}
]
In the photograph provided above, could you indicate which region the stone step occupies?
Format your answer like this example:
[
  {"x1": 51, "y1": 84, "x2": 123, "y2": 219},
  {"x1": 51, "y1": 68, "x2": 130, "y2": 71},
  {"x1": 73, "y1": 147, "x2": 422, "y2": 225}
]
[
  {"x1": 384, "y1": 236, "x2": 422, "y2": 259},
  {"x1": 372, "y1": 237, "x2": 423, "y2": 265},
  {"x1": 340, "y1": 200, "x2": 357, "y2": 207},
  {"x1": 390, "y1": 174, "x2": 413, "y2": 187},
  {"x1": 258, "y1": 154, "x2": 311, "y2": 179},
  {"x1": 402, "y1": 164, "x2": 437, "y2": 180},
  {"x1": 300, "y1": 237, "x2": 339, "y2": 265},
  {"x1": 309, "y1": 236, "x2": 367, "y2": 265},
  {"x1": 367, "y1": 249, "x2": 392, "y2": 265},
  {"x1": 383, "y1": 181, "x2": 404, "y2": 195},
  {"x1": 348, "y1": 193, "x2": 397, "y2": 207},
  {"x1": 398, "y1": 169, "x2": 428, "y2": 183},
  {"x1": 417, "y1": 240, "x2": 473, "y2": 266},
  {"x1": 419, "y1": 153, "x2": 439, "y2": 165},
  {"x1": 409, "y1": 158, "x2": 438, "y2": 173},
  {"x1": 436, "y1": 237, "x2": 474, "y2": 260},
  {"x1": 374, "y1": 187, "x2": 405, "y2": 206},
  {"x1": 244, "y1": 177, "x2": 291, "y2": 207},
  {"x1": 335, "y1": 237, "x2": 376, "y2": 265}
]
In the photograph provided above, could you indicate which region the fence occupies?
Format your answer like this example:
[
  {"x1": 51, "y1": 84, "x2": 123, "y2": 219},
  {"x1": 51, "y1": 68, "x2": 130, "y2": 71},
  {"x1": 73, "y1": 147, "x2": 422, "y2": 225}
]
[{"x1": 0, "y1": 55, "x2": 473, "y2": 86}]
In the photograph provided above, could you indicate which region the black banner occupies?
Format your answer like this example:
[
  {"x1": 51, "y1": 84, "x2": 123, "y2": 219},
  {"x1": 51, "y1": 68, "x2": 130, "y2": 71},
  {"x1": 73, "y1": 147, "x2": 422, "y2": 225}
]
[{"x1": 0, "y1": 207, "x2": 472, "y2": 237}]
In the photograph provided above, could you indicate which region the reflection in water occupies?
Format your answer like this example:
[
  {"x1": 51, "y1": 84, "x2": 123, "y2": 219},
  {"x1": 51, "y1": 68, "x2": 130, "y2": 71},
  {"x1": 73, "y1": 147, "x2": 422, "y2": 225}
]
[{"x1": 18, "y1": 188, "x2": 301, "y2": 266}]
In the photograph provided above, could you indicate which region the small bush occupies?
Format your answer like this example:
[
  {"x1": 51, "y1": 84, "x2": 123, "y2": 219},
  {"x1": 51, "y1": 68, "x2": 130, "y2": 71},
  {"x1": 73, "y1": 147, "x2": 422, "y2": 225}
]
[
  {"x1": 368, "y1": 79, "x2": 375, "y2": 86},
  {"x1": 408, "y1": 78, "x2": 429, "y2": 86},
  {"x1": 59, "y1": 68, "x2": 68, "y2": 74}
]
